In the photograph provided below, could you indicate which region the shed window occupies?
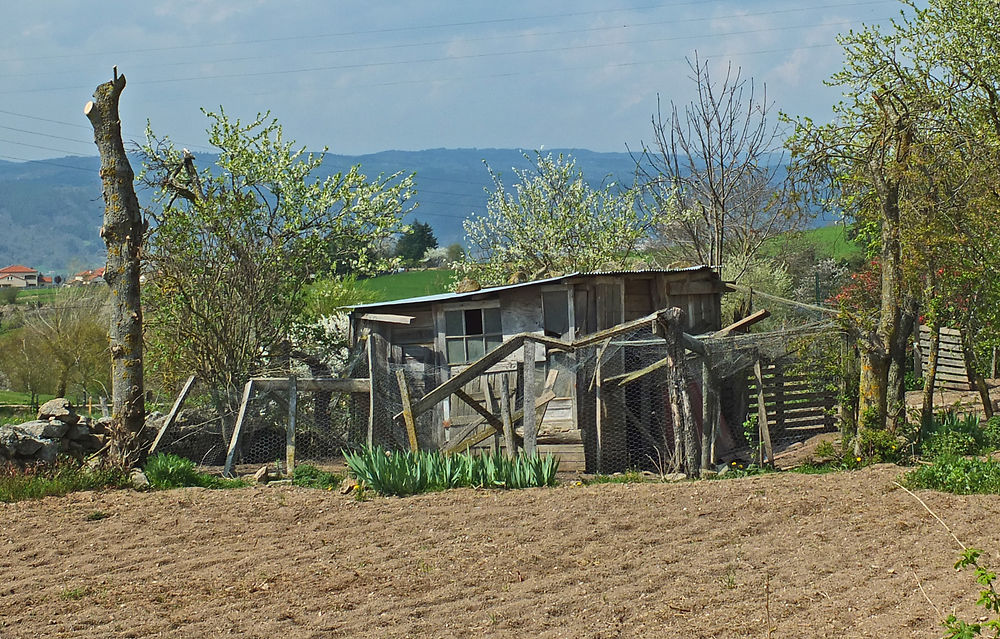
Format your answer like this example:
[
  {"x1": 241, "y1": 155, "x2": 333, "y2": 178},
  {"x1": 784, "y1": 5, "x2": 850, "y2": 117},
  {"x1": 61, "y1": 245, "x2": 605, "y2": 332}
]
[
  {"x1": 444, "y1": 308, "x2": 503, "y2": 364},
  {"x1": 542, "y1": 290, "x2": 570, "y2": 338}
]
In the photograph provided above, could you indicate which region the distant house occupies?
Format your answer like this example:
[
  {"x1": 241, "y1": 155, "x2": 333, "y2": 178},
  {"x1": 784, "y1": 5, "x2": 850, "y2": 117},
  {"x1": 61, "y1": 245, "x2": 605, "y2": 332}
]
[
  {"x1": 0, "y1": 265, "x2": 41, "y2": 288},
  {"x1": 70, "y1": 267, "x2": 106, "y2": 286}
]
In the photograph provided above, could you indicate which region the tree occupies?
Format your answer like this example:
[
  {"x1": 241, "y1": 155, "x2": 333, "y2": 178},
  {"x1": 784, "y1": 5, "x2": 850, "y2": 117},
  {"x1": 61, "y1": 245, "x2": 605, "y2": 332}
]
[
  {"x1": 458, "y1": 152, "x2": 650, "y2": 287},
  {"x1": 635, "y1": 55, "x2": 806, "y2": 279},
  {"x1": 788, "y1": 0, "x2": 1000, "y2": 435},
  {"x1": 84, "y1": 70, "x2": 145, "y2": 465},
  {"x1": 140, "y1": 110, "x2": 413, "y2": 436},
  {"x1": 395, "y1": 220, "x2": 437, "y2": 266}
]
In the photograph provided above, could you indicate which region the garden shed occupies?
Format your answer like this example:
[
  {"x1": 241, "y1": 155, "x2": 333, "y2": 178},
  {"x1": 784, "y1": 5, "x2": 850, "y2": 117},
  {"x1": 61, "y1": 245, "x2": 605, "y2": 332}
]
[{"x1": 348, "y1": 267, "x2": 733, "y2": 472}]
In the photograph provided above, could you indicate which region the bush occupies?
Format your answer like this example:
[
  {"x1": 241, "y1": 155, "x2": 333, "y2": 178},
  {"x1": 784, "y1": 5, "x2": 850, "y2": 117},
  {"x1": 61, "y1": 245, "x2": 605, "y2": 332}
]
[
  {"x1": 143, "y1": 453, "x2": 245, "y2": 490},
  {"x1": 342, "y1": 446, "x2": 559, "y2": 497},
  {"x1": 291, "y1": 464, "x2": 343, "y2": 489},
  {"x1": 902, "y1": 455, "x2": 1000, "y2": 495},
  {"x1": 853, "y1": 428, "x2": 902, "y2": 464},
  {"x1": 0, "y1": 288, "x2": 17, "y2": 304},
  {"x1": 919, "y1": 411, "x2": 994, "y2": 458},
  {"x1": 0, "y1": 458, "x2": 127, "y2": 502}
]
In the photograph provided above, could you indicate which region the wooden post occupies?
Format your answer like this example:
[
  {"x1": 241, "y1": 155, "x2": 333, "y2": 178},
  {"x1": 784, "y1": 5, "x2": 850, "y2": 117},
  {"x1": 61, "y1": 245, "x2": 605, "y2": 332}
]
[
  {"x1": 396, "y1": 369, "x2": 419, "y2": 452},
  {"x1": 367, "y1": 334, "x2": 376, "y2": 447},
  {"x1": 223, "y1": 380, "x2": 255, "y2": 477},
  {"x1": 522, "y1": 339, "x2": 538, "y2": 456},
  {"x1": 149, "y1": 375, "x2": 196, "y2": 454},
  {"x1": 99, "y1": 396, "x2": 109, "y2": 419},
  {"x1": 700, "y1": 360, "x2": 719, "y2": 472},
  {"x1": 754, "y1": 359, "x2": 773, "y2": 465},
  {"x1": 286, "y1": 374, "x2": 297, "y2": 474},
  {"x1": 500, "y1": 374, "x2": 516, "y2": 459},
  {"x1": 482, "y1": 377, "x2": 500, "y2": 454},
  {"x1": 595, "y1": 359, "x2": 604, "y2": 473}
]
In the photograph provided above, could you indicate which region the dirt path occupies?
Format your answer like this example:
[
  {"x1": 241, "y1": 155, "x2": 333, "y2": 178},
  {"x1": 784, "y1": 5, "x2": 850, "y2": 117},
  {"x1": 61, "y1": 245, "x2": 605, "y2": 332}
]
[{"x1": 2, "y1": 465, "x2": 999, "y2": 638}]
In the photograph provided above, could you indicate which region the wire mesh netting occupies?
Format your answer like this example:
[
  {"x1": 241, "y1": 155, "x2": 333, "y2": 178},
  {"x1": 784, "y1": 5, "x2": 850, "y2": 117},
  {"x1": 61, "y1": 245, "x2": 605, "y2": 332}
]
[{"x1": 151, "y1": 316, "x2": 846, "y2": 474}]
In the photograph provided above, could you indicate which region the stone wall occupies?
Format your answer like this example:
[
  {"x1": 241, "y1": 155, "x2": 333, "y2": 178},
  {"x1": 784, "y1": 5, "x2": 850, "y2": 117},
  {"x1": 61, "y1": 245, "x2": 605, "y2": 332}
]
[{"x1": 0, "y1": 399, "x2": 106, "y2": 464}]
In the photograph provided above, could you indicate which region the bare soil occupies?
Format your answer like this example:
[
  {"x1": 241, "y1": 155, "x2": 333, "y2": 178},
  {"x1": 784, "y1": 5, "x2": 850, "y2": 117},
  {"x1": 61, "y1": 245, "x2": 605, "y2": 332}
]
[{"x1": 3, "y1": 465, "x2": 1000, "y2": 638}]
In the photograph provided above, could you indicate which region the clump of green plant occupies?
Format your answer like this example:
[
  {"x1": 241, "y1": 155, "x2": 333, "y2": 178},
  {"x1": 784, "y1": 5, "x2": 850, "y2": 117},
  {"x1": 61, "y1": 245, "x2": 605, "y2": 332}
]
[
  {"x1": 852, "y1": 428, "x2": 902, "y2": 464},
  {"x1": 60, "y1": 586, "x2": 91, "y2": 601},
  {"x1": 902, "y1": 455, "x2": 1000, "y2": 495},
  {"x1": 85, "y1": 510, "x2": 109, "y2": 521},
  {"x1": 291, "y1": 464, "x2": 343, "y2": 489},
  {"x1": 342, "y1": 446, "x2": 559, "y2": 497},
  {"x1": 143, "y1": 453, "x2": 245, "y2": 490},
  {"x1": 712, "y1": 461, "x2": 774, "y2": 479},
  {"x1": 943, "y1": 548, "x2": 1000, "y2": 638},
  {"x1": 919, "y1": 411, "x2": 995, "y2": 459},
  {"x1": 0, "y1": 458, "x2": 128, "y2": 503},
  {"x1": 741, "y1": 413, "x2": 760, "y2": 460}
]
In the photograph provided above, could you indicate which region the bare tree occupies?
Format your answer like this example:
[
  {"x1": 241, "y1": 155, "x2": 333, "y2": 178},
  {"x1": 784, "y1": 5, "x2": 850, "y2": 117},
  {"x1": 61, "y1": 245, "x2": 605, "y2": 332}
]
[
  {"x1": 84, "y1": 69, "x2": 146, "y2": 466},
  {"x1": 634, "y1": 54, "x2": 805, "y2": 278}
]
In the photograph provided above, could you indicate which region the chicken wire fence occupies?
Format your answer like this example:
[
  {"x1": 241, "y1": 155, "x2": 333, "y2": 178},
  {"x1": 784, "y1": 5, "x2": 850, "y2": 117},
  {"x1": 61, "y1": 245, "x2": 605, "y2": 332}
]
[{"x1": 150, "y1": 319, "x2": 845, "y2": 474}]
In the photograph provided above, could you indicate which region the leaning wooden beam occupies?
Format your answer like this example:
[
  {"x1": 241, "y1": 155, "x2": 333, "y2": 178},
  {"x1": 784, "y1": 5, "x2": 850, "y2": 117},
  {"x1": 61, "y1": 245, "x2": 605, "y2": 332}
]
[
  {"x1": 149, "y1": 374, "x2": 196, "y2": 454},
  {"x1": 453, "y1": 388, "x2": 505, "y2": 432},
  {"x1": 754, "y1": 359, "x2": 774, "y2": 465},
  {"x1": 223, "y1": 380, "x2": 255, "y2": 477},
  {"x1": 251, "y1": 377, "x2": 370, "y2": 393},
  {"x1": 730, "y1": 283, "x2": 837, "y2": 317},
  {"x1": 396, "y1": 369, "x2": 420, "y2": 452},
  {"x1": 714, "y1": 309, "x2": 770, "y2": 336}
]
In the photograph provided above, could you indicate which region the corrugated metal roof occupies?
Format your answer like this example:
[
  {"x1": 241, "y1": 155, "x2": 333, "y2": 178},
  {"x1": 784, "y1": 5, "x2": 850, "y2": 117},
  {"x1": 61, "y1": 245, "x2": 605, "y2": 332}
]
[{"x1": 350, "y1": 266, "x2": 715, "y2": 311}]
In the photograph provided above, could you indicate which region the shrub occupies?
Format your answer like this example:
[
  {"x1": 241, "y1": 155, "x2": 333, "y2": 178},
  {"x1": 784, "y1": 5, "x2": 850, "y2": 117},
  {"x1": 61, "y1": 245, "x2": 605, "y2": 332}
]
[
  {"x1": 983, "y1": 416, "x2": 1000, "y2": 452},
  {"x1": 0, "y1": 458, "x2": 127, "y2": 503},
  {"x1": 920, "y1": 411, "x2": 993, "y2": 458},
  {"x1": 143, "y1": 453, "x2": 245, "y2": 490},
  {"x1": 902, "y1": 455, "x2": 1000, "y2": 495},
  {"x1": 342, "y1": 446, "x2": 559, "y2": 497},
  {"x1": 853, "y1": 428, "x2": 902, "y2": 464},
  {"x1": 291, "y1": 464, "x2": 343, "y2": 489}
]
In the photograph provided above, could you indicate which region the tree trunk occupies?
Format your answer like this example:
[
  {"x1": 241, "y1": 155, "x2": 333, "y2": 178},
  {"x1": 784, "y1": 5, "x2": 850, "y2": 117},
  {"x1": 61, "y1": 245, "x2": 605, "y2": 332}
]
[
  {"x1": 962, "y1": 330, "x2": 995, "y2": 419},
  {"x1": 85, "y1": 71, "x2": 145, "y2": 466},
  {"x1": 886, "y1": 295, "x2": 918, "y2": 433},
  {"x1": 920, "y1": 323, "x2": 940, "y2": 437},
  {"x1": 858, "y1": 347, "x2": 889, "y2": 433}
]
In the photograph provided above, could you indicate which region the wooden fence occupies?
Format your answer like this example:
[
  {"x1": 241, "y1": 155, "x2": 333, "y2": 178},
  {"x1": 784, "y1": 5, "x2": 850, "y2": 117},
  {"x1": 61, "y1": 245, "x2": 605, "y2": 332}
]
[
  {"x1": 747, "y1": 362, "x2": 837, "y2": 445},
  {"x1": 917, "y1": 325, "x2": 971, "y2": 391}
]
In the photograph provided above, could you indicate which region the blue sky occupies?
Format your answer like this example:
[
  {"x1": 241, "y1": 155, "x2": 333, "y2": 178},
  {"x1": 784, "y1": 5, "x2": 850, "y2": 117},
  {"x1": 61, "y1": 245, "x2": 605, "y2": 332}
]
[{"x1": 1, "y1": 0, "x2": 908, "y2": 162}]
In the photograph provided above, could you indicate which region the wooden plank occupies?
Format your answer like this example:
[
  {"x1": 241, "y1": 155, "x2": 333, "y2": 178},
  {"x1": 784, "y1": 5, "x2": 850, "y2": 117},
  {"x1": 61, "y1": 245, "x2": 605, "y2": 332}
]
[
  {"x1": 396, "y1": 369, "x2": 419, "y2": 452},
  {"x1": 360, "y1": 313, "x2": 414, "y2": 325},
  {"x1": 453, "y1": 388, "x2": 504, "y2": 432},
  {"x1": 754, "y1": 360, "x2": 774, "y2": 465},
  {"x1": 713, "y1": 309, "x2": 771, "y2": 337},
  {"x1": 500, "y1": 374, "x2": 516, "y2": 459},
  {"x1": 701, "y1": 361, "x2": 719, "y2": 470},
  {"x1": 523, "y1": 340, "x2": 538, "y2": 456},
  {"x1": 148, "y1": 374, "x2": 196, "y2": 454},
  {"x1": 252, "y1": 377, "x2": 370, "y2": 393},
  {"x1": 286, "y1": 375, "x2": 297, "y2": 474},
  {"x1": 223, "y1": 380, "x2": 255, "y2": 477}
]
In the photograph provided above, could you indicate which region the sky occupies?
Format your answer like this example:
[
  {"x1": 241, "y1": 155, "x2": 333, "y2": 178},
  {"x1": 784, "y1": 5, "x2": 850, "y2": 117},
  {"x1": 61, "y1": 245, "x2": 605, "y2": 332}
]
[{"x1": 0, "y1": 0, "x2": 910, "y2": 163}]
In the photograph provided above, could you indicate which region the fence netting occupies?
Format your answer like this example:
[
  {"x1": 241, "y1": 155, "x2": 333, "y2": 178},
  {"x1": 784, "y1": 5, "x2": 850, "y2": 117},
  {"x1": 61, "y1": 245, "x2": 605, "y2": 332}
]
[{"x1": 151, "y1": 318, "x2": 845, "y2": 474}]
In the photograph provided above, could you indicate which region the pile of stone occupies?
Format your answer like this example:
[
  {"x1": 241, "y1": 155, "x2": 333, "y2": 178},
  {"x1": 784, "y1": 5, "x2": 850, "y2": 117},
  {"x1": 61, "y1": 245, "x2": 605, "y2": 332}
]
[{"x1": 0, "y1": 398, "x2": 106, "y2": 463}]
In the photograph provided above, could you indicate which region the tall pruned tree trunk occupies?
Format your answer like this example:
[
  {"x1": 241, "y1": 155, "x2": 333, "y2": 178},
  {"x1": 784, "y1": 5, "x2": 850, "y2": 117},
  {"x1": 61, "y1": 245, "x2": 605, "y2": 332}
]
[
  {"x1": 85, "y1": 70, "x2": 145, "y2": 466},
  {"x1": 920, "y1": 323, "x2": 940, "y2": 436},
  {"x1": 886, "y1": 295, "x2": 919, "y2": 433}
]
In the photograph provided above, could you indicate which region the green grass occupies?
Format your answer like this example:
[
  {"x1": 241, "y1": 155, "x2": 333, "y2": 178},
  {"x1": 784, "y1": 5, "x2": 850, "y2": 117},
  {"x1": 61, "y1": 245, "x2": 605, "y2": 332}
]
[
  {"x1": 0, "y1": 390, "x2": 56, "y2": 406},
  {"x1": 355, "y1": 269, "x2": 456, "y2": 302},
  {"x1": 0, "y1": 459, "x2": 128, "y2": 503},
  {"x1": 143, "y1": 453, "x2": 247, "y2": 490},
  {"x1": 761, "y1": 224, "x2": 863, "y2": 264},
  {"x1": 291, "y1": 464, "x2": 344, "y2": 489},
  {"x1": 10, "y1": 287, "x2": 61, "y2": 304}
]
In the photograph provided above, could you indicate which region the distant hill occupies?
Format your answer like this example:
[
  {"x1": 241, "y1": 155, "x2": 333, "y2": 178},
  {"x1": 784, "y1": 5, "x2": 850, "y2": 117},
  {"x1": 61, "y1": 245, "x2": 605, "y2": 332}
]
[{"x1": 0, "y1": 148, "x2": 825, "y2": 273}]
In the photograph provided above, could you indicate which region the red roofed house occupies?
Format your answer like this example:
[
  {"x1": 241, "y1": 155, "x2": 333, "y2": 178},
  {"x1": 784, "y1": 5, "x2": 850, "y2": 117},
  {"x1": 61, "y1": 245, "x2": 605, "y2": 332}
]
[
  {"x1": 70, "y1": 267, "x2": 105, "y2": 285},
  {"x1": 0, "y1": 265, "x2": 41, "y2": 288}
]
